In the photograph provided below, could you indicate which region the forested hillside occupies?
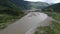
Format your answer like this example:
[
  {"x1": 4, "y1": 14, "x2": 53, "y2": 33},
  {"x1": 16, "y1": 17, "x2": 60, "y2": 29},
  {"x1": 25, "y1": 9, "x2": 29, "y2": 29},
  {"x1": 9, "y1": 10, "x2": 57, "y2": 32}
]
[
  {"x1": 42, "y1": 3, "x2": 60, "y2": 21},
  {"x1": 10, "y1": 0, "x2": 29, "y2": 9},
  {"x1": 27, "y1": 2, "x2": 49, "y2": 9},
  {"x1": 0, "y1": 0, "x2": 24, "y2": 29},
  {"x1": 43, "y1": 3, "x2": 60, "y2": 12},
  {"x1": 10, "y1": 0, "x2": 49, "y2": 9}
]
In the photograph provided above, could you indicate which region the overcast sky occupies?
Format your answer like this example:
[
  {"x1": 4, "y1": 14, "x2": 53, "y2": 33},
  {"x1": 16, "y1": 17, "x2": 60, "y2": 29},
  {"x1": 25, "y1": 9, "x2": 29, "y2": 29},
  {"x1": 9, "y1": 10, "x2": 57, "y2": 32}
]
[{"x1": 25, "y1": 0, "x2": 60, "y2": 3}]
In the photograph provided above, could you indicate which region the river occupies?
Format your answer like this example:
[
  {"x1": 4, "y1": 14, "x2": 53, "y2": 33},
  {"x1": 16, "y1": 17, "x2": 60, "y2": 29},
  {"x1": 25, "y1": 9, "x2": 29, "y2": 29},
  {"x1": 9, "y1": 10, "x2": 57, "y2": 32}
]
[{"x1": 0, "y1": 12, "x2": 53, "y2": 34}]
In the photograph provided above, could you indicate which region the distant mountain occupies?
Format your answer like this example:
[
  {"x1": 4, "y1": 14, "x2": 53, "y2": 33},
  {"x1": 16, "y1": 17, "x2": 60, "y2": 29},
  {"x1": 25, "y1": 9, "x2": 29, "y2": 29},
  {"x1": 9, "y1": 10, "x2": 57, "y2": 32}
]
[
  {"x1": 27, "y1": 2, "x2": 49, "y2": 9},
  {"x1": 9, "y1": 0, "x2": 49, "y2": 9},
  {"x1": 48, "y1": 3, "x2": 55, "y2": 5},
  {"x1": 43, "y1": 3, "x2": 60, "y2": 12}
]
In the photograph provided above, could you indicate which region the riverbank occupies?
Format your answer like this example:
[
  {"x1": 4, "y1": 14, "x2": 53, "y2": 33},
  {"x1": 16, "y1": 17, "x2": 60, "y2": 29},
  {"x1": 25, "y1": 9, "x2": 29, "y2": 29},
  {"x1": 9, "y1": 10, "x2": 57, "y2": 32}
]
[{"x1": 0, "y1": 12, "x2": 51, "y2": 34}]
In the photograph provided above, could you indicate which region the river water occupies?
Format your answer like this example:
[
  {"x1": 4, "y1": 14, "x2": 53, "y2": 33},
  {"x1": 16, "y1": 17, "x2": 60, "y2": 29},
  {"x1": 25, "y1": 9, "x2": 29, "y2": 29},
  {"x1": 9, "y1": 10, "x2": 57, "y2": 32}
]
[{"x1": 0, "y1": 12, "x2": 52, "y2": 34}]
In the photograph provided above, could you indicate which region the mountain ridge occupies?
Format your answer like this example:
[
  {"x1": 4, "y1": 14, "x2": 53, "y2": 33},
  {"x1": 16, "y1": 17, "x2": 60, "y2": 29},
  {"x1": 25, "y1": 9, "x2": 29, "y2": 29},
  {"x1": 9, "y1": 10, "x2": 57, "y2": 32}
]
[
  {"x1": 10, "y1": 0, "x2": 50, "y2": 9},
  {"x1": 43, "y1": 3, "x2": 60, "y2": 12}
]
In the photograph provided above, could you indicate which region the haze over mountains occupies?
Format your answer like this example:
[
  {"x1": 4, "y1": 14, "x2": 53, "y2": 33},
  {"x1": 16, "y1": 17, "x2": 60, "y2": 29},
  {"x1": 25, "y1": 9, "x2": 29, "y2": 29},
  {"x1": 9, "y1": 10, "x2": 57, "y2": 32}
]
[
  {"x1": 10, "y1": 0, "x2": 51, "y2": 10},
  {"x1": 26, "y1": 2, "x2": 49, "y2": 9},
  {"x1": 0, "y1": 0, "x2": 58, "y2": 10},
  {"x1": 9, "y1": 0, "x2": 60, "y2": 11}
]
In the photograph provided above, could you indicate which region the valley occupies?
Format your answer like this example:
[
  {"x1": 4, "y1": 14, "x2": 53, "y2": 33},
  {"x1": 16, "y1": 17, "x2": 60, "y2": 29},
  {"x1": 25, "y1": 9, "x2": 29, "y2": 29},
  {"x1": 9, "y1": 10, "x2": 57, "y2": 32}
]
[{"x1": 0, "y1": 0, "x2": 60, "y2": 34}]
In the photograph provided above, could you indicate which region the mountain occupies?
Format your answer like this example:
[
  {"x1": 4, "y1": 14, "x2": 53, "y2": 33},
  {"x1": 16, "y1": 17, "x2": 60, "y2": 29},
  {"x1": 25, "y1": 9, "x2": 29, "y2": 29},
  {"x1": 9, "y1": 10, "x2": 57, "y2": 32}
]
[
  {"x1": 43, "y1": 3, "x2": 60, "y2": 12},
  {"x1": 0, "y1": 0, "x2": 25, "y2": 29},
  {"x1": 27, "y1": 2, "x2": 49, "y2": 9},
  {"x1": 0, "y1": 0, "x2": 23, "y2": 16},
  {"x1": 9, "y1": 0, "x2": 49, "y2": 9},
  {"x1": 10, "y1": 0, "x2": 29, "y2": 9},
  {"x1": 48, "y1": 3, "x2": 55, "y2": 5}
]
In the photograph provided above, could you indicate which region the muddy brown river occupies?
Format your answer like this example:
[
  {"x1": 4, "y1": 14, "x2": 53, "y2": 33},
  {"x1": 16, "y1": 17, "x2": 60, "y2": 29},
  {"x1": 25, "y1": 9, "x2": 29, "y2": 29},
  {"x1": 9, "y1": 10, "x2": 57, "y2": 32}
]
[{"x1": 0, "y1": 12, "x2": 52, "y2": 34}]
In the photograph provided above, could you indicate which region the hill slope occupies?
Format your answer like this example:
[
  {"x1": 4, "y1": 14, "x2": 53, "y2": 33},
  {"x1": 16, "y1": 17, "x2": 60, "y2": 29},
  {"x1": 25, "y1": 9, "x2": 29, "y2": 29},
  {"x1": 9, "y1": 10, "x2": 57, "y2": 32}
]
[
  {"x1": 42, "y1": 3, "x2": 60, "y2": 21},
  {"x1": 10, "y1": 0, "x2": 49, "y2": 9},
  {"x1": 10, "y1": 0, "x2": 29, "y2": 9},
  {"x1": 43, "y1": 3, "x2": 60, "y2": 12},
  {"x1": 0, "y1": 0, "x2": 24, "y2": 29},
  {"x1": 27, "y1": 2, "x2": 49, "y2": 9}
]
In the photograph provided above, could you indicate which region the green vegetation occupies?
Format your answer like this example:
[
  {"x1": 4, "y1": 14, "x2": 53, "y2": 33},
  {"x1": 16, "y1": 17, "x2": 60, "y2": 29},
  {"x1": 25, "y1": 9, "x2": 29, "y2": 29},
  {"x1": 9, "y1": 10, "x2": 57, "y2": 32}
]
[
  {"x1": 43, "y1": 3, "x2": 60, "y2": 12},
  {"x1": 27, "y1": 2, "x2": 49, "y2": 9},
  {"x1": 44, "y1": 12, "x2": 60, "y2": 21},
  {"x1": 0, "y1": 0, "x2": 25, "y2": 29},
  {"x1": 34, "y1": 21, "x2": 60, "y2": 34},
  {"x1": 42, "y1": 3, "x2": 60, "y2": 21},
  {"x1": 36, "y1": 3, "x2": 60, "y2": 34}
]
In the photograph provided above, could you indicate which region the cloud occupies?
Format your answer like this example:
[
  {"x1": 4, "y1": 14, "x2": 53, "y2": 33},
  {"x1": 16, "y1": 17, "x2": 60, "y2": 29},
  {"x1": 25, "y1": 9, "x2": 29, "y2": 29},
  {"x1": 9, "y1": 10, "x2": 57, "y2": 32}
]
[
  {"x1": 25, "y1": 0, "x2": 60, "y2": 3},
  {"x1": 46, "y1": 0, "x2": 60, "y2": 3},
  {"x1": 25, "y1": 0, "x2": 45, "y2": 2},
  {"x1": 53, "y1": 0, "x2": 60, "y2": 3}
]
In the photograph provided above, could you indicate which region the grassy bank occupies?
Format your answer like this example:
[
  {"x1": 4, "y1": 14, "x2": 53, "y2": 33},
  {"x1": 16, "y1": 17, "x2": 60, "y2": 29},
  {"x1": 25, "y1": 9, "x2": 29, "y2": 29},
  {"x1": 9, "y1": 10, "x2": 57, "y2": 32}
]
[
  {"x1": 0, "y1": 13, "x2": 25, "y2": 29},
  {"x1": 0, "y1": 0, "x2": 25, "y2": 29},
  {"x1": 34, "y1": 21, "x2": 60, "y2": 34},
  {"x1": 44, "y1": 12, "x2": 60, "y2": 21},
  {"x1": 0, "y1": 6, "x2": 25, "y2": 29}
]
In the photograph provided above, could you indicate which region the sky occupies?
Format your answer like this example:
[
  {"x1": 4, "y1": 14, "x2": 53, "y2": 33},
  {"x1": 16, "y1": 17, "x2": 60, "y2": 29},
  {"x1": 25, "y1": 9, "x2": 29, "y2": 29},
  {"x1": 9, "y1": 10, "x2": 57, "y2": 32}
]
[{"x1": 24, "y1": 0, "x2": 60, "y2": 3}]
